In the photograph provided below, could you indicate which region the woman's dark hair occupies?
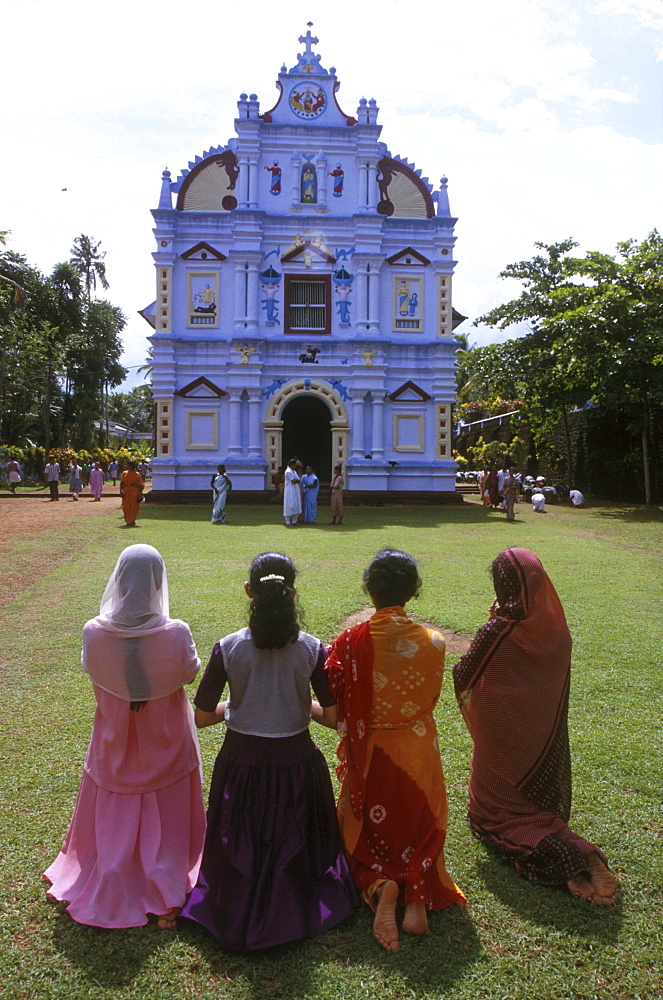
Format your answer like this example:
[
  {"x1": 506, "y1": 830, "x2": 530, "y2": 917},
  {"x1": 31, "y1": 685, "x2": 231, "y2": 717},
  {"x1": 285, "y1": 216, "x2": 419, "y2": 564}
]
[
  {"x1": 363, "y1": 548, "x2": 422, "y2": 608},
  {"x1": 248, "y1": 552, "x2": 303, "y2": 649}
]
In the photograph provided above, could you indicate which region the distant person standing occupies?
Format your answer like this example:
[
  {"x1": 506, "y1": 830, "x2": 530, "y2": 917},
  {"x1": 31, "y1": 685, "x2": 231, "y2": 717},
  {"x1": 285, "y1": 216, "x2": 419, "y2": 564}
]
[
  {"x1": 210, "y1": 465, "x2": 232, "y2": 525},
  {"x1": 6, "y1": 459, "x2": 21, "y2": 493},
  {"x1": 283, "y1": 459, "x2": 301, "y2": 527},
  {"x1": 503, "y1": 468, "x2": 520, "y2": 522},
  {"x1": 108, "y1": 460, "x2": 119, "y2": 485},
  {"x1": 301, "y1": 465, "x2": 320, "y2": 523},
  {"x1": 45, "y1": 458, "x2": 60, "y2": 501},
  {"x1": 89, "y1": 462, "x2": 105, "y2": 501},
  {"x1": 120, "y1": 461, "x2": 145, "y2": 526},
  {"x1": 330, "y1": 464, "x2": 344, "y2": 525},
  {"x1": 69, "y1": 461, "x2": 83, "y2": 501}
]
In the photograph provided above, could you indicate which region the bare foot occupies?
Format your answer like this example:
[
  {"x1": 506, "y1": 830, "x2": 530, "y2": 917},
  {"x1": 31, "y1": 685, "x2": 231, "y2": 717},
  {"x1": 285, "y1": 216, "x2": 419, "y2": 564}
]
[
  {"x1": 568, "y1": 854, "x2": 619, "y2": 906},
  {"x1": 402, "y1": 901, "x2": 429, "y2": 936},
  {"x1": 373, "y1": 881, "x2": 399, "y2": 951},
  {"x1": 157, "y1": 906, "x2": 179, "y2": 929},
  {"x1": 586, "y1": 852, "x2": 620, "y2": 904}
]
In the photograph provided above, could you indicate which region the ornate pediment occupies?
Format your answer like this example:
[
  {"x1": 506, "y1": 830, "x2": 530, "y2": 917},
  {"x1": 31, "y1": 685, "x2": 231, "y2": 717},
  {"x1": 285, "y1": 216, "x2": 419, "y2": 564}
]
[
  {"x1": 181, "y1": 242, "x2": 227, "y2": 261},
  {"x1": 175, "y1": 376, "x2": 227, "y2": 398},
  {"x1": 281, "y1": 232, "x2": 335, "y2": 266},
  {"x1": 386, "y1": 247, "x2": 431, "y2": 267},
  {"x1": 388, "y1": 380, "x2": 432, "y2": 402}
]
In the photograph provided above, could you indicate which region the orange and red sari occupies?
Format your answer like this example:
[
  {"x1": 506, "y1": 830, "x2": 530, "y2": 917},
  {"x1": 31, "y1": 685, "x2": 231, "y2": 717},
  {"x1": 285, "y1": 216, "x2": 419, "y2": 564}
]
[
  {"x1": 326, "y1": 608, "x2": 465, "y2": 911},
  {"x1": 120, "y1": 469, "x2": 144, "y2": 525}
]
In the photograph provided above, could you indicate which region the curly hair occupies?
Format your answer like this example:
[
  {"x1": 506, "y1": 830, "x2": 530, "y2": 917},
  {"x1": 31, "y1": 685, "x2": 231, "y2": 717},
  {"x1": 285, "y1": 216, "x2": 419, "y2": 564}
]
[
  {"x1": 248, "y1": 552, "x2": 304, "y2": 649},
  {"x1": 362, "y1": 548, "x2": 422, "y2": 608}
]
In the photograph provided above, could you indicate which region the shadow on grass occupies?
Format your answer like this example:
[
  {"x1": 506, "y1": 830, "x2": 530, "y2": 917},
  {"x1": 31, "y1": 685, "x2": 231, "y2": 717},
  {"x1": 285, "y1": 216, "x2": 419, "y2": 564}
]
[
  {"x1": 183, "y1": 905, "x2": 481, "y2": 999},
  {"x1": 591, "y1": 505, "x2": 663, "y2": 524},
  {"x1": 50, "y1": 908, "x2": 178, "y2": 988},
  {"x1": 475, "y1": 855, "x2": 623, "y2": 942},
  {"x1": 139, "y1": 503, "x2": 502, "y2": 531}
]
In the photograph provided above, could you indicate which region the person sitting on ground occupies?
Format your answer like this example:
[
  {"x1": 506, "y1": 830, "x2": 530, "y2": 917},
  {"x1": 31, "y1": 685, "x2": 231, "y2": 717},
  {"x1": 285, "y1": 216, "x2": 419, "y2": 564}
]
[
  {"x1": 531, "y1": 491, "x2": 546, "y2": 513},
  {"x1": 569, "y1": 489, "x2": 585, "y2": 507},
  {"x1": 453, "y1": 548, "x2": 619, "y2": 906},
  {"x1": 43, "y1": 544, "x2": 206, "y2": 928},
  {"x1": 323, "y1": 549, "x2": 466, "y2": 952},
  {"x1": 181, "y1": 551, "x2": 358, "y2": 949}
]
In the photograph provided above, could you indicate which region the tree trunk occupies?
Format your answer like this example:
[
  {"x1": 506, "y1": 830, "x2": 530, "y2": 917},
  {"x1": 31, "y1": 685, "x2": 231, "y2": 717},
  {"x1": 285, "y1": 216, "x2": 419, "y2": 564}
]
[
  {"x1": 561, "y1": 405, "x2": 573, "y2": 485},
  {"x1": 642, "y1": 396, "x2": 651, "y2": 506}
]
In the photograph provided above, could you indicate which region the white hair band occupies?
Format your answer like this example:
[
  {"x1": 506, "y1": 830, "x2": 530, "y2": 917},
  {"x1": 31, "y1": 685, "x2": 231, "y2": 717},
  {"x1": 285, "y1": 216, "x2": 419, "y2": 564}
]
[{"x1": 259, "y1": 574, "x2": 285, "y2": 583}]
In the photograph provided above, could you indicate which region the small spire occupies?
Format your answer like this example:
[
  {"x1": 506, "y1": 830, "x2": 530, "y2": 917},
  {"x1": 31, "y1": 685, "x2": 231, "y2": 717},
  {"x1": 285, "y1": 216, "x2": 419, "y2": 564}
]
[
  {"x1": 437, "y1": 176, "x2": 451, "y2": 217},
  {"x1": 158, "y1": 169, "x2": 172, "y2": 210}
]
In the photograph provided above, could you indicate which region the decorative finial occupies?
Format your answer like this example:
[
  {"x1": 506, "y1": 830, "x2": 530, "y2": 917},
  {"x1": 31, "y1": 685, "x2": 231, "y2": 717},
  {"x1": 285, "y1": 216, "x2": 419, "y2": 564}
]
[{"x1": 298, "y1": 24, "x2": 319, "y2": 57}]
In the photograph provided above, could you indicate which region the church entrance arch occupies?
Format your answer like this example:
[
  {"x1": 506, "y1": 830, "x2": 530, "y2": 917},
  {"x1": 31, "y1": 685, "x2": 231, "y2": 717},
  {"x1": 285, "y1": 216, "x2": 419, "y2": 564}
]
[{"x1": 263, "y1": 379, "x2": 350, "y2": 488}]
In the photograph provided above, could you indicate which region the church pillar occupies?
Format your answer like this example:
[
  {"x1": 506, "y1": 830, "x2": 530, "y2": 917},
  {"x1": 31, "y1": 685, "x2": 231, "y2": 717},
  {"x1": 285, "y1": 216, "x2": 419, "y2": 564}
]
[
  {"x1": 366, "y1": 158, "x2": 379, "y2": 212},
  {"x1": 248, "y1": 393, "x2": 263, "y2": 457},
  {"x1": 246, "y1": 261, "x2": 260, "y2": 331},
  {"x1": 233, "y1": 259, "x2": 248, "y2": 331},
  {"x1": 367, "y1": 261, "x2": 380, "y2": 330},
  {"x1": 357, "y1": 159, "x2": 368, "y2": 209},
  {"x1": 355, "y1": 261, "x2": 369, "y2": 333},
  {"x1": 371, "y1": 396, "x2": 385, "y2": 458},
  {"x1": 237, "y1": 156, "x2": 249, "y2": 208},
  {"x1": 351, "y1": 396, "x2": 365, "y2": 459},
  {"x1": 227, "y1": 393, "x2": 243, "y2": 456},
  {"x1": 247, "y1": 155, "x2": 259, "y2": 209},
  {"x1": 316, "y1": 156, "x2": 328, "y2": 211},
  {"x1": 290, "y1": 154, "x2": 302, "y2": 210}
]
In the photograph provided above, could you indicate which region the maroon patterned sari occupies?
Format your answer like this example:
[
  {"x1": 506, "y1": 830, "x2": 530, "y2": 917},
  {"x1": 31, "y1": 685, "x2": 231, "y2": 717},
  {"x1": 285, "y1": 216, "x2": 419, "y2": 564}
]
[{"x1": 453, "y1": 548, "x2": 607, "y2": 885}]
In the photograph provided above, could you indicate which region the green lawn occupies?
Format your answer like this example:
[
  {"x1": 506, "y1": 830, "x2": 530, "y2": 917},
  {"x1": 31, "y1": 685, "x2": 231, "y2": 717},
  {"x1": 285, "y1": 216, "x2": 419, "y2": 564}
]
[{"x1": 1, "y1": 499, "x2": 662, "y2": 999}]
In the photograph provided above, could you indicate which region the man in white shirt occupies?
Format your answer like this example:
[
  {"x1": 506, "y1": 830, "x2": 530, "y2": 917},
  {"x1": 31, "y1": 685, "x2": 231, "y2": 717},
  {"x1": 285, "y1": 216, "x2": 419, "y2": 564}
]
[
  {"x1": 283, "y1": 459, "x2": 301, "y2": 526},
  {"x1": 44, "y1": 459, "x2": 60, "y2": 501}
]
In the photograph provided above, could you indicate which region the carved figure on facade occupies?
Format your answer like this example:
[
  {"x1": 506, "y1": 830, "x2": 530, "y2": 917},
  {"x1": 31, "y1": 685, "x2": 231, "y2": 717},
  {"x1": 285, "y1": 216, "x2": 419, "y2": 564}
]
[
  {"x1": 260, "y1": 266, "x2": 282, "y2": 323},
  {"x1": 359, "y1": 349, "x2": 377, "y2": 367},
  {"x1": 301, "y1": 160, "x2": 318, "y2": 203},
  {"x1": 236, "y1": 344, "x2": 255, "y2": 364},
  {"x1": 265, "y1": 160, "x2": 282, "y2": 195},
  {"x1": 329, "y1": 163, "x2": 344, "y2": 196},
  {"x1": 333, "y1": 267, "x2": 354, "y2": 325},
  {"x1": 299, "y1": 346, "x2": 320, "y2": 364}
]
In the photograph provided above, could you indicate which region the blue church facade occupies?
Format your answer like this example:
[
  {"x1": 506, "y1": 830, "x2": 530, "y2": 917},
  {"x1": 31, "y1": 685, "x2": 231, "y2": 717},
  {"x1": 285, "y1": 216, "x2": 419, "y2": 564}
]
[{"x1": 144, "y1": 30, "x2": 460, "y2": 499}]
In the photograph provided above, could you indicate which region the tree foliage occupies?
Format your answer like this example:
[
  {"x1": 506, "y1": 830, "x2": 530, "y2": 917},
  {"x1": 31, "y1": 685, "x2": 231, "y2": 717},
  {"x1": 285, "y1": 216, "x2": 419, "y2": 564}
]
[
  {"x1": 474, "y1": 233, "x2": 663, "y2": 502},
  {"x1": 0, "y1": 234, "x2": 127, "y2": 451}
]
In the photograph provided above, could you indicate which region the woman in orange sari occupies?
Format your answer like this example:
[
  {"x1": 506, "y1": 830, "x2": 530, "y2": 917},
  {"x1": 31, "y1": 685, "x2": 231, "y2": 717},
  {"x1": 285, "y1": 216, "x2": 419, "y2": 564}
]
[
  {"x1": 453, "y1": 548, "x2": 618, "y2": 905},
  {"x1": 120, "y1": 462, "x2": 144, "y2": 526},
  {"x1": 321, "y1": 549, "x2": 465, "y2": 952}
]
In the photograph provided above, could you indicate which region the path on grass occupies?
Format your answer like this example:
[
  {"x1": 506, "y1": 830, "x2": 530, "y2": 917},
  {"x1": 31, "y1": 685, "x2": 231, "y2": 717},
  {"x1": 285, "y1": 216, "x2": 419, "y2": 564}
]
[{"x1": 0, "y1": 494, "x2": 122, "y2": 609}]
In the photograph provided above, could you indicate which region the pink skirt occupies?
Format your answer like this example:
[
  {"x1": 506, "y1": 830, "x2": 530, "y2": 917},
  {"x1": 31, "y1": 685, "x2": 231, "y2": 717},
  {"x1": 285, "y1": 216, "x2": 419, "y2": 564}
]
[{"x1": 44, "y1": 770, "x2": 206, "y2": 928}]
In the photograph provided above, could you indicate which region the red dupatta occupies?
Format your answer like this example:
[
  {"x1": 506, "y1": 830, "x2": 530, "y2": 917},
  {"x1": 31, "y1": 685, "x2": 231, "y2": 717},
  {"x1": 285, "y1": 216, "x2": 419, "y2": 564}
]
[
  {"x1": 326, "y1": 621, "x2": 374, "y2": 820},
  {"x1": 453, "y1": 548, "x2": 573, "y2": 819}
]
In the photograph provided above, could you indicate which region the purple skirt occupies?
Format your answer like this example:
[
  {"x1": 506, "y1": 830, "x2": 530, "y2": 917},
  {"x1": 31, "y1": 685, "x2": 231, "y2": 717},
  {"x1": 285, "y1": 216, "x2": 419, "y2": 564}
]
[{"x1": 181, "y1": 728, "x2": 358, "y2": 950}]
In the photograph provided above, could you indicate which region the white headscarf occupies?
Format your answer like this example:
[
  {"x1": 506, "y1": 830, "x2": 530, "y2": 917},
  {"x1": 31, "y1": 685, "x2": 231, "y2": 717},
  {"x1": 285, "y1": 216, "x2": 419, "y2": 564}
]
[
  {"x1": 98, "y1": 544, "x2": 170, "y2": 636},
  {"x1": 83, "y1": 545, "x2": 184, "y2": 703}
]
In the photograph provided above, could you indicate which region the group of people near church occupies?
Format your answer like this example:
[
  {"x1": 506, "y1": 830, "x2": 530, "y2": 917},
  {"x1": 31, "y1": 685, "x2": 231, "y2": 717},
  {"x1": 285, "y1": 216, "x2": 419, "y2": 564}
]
[
  {"x1": 44, "y1": 543, "x2": 618, "y2": 952},
  {"x1": 282, "y1": 457, "x2": 344, "y2": 526}
]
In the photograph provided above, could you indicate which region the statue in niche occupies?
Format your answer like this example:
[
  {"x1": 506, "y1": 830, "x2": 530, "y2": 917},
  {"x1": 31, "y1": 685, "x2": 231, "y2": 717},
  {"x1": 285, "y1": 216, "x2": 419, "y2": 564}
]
[{"x1": 301, "y1": 162, "x2": 317, "y2": 203}]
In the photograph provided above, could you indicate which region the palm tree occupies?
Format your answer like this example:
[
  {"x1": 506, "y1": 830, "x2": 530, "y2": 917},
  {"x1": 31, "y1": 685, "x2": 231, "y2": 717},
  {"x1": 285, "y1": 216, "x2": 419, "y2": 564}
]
[{"x1": 69, "y1": 234, "x2": 109, "y2": 301}]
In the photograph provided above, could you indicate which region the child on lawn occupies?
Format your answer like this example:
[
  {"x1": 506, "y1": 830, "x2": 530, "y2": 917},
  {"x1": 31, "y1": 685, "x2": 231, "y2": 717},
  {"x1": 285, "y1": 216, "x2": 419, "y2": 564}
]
[{"x1": 181, "y1": 551, "x2": 358, "y2": 950}]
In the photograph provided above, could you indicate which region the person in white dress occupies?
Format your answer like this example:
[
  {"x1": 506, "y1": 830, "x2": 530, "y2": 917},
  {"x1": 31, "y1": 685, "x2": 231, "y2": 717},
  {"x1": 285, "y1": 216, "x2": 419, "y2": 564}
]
[{"x1": 283, "y1": 459, "x2": 301, "y2": 526}]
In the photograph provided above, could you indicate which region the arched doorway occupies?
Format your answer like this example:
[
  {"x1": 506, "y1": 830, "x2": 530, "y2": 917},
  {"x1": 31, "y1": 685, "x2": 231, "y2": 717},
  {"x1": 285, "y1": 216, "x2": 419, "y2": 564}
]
[{"x1": 282, "y1": 395, "x2": 332, "y2": 483}]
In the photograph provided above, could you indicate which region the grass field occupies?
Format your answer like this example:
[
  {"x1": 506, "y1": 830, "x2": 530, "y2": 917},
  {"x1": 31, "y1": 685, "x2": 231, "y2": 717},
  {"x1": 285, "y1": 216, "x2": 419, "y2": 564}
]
[{"x1": 1, "y1": 498, "x2": 662, "y2": 1000}]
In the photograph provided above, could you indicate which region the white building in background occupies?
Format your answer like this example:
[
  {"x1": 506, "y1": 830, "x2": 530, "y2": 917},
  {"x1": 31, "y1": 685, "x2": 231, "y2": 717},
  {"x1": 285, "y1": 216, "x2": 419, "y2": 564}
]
[{"x1": 142, "y1": 29, "x2": 461, "y2": 501}]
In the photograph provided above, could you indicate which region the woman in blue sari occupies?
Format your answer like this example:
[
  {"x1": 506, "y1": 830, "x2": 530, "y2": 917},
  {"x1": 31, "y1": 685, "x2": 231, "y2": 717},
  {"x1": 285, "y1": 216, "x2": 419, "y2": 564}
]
[
  {"x1": 301, "y1": 465, "x2": 319, "y2": 524},
  {"x1": 210, "y1": 465, "x2": 232, "y2": 524}
]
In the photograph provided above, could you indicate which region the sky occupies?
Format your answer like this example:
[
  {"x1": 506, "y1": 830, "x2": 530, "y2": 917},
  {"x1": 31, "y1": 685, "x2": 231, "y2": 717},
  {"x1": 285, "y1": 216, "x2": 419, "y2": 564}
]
[{"x1": 2, "y1": 0, "x2": 661, "y2": 389}]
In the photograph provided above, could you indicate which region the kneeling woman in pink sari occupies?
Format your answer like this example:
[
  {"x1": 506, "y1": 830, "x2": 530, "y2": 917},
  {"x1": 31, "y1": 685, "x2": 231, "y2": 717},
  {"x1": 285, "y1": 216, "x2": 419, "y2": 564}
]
[
  {"x1": 322, "y1": 549, "x2": 466, "y2": 952},
  {"x1": 453, "y1": 548, "x2": 618, "y2": 905}
]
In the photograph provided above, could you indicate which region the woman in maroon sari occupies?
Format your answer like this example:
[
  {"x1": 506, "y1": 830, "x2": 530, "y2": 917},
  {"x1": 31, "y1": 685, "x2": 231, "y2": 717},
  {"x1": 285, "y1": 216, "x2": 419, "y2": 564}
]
[{"x1": 453, "y1": 548, "x2": 618, "y2": 905}]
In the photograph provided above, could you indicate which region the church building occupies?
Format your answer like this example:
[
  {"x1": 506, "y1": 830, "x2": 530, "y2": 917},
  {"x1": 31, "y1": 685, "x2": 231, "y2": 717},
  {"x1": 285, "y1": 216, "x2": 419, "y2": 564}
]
[{"x1": 143, "y1": 28, "x2": 460, "y2": 501}]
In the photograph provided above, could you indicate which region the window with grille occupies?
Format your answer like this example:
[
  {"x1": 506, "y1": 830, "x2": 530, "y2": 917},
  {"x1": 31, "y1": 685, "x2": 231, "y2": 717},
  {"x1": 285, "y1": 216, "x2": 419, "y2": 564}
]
[{"x1": 285, "y1": 275, "x2": 331, "y2": 333}]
